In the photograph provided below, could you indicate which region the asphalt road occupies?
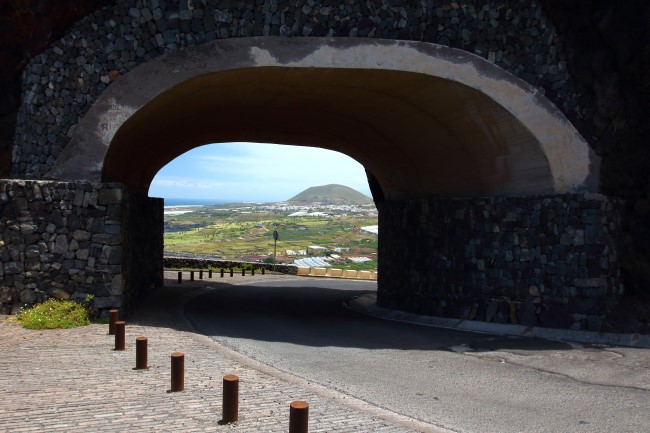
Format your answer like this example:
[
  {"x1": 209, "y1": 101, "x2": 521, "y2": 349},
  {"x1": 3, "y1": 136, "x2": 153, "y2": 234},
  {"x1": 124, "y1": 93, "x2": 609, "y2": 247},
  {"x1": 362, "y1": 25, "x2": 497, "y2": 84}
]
[{"x1": 185, "y1": 278, "x2": 650, "y2": 433}]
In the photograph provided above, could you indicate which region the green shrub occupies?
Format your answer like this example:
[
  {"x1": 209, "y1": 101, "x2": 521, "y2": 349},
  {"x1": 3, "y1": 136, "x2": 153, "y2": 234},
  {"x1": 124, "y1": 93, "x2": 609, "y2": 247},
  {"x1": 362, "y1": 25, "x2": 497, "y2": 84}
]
[{"x1": 16, "y1": 299, "x2": 91, "y2": 330}]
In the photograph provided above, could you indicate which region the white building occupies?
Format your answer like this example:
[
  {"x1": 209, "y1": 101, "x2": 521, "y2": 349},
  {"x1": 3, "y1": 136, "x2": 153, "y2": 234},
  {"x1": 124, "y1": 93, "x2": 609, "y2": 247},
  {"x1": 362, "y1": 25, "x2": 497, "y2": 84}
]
[{"x1": 360, "y1": 225, "x2": 379, "y2": 235}]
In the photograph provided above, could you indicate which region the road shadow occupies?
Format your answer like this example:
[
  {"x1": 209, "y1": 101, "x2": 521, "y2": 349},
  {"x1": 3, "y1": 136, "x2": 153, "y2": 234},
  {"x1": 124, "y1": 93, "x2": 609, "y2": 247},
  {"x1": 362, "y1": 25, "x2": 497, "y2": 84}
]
[{"x1": 129, "y1": 278, "x2": 575, "y2": 352}]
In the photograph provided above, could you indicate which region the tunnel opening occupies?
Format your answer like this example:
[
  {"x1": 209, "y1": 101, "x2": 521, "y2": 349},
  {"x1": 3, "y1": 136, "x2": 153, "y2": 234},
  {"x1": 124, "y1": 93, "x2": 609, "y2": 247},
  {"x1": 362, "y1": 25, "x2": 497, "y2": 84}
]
[
  {"x1": 100, "y1": 63, "x2": 557, "y2": 310},
  {"x1": 149, "y1": 141, "x2": 379, "y2": 272}
]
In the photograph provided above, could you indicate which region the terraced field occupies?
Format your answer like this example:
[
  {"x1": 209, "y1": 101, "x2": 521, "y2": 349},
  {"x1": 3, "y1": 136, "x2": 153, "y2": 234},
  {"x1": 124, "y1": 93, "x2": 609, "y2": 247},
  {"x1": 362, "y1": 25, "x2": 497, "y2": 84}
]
[{"x1": 164, "y1": 204, "x2": 378, "y2": 269}]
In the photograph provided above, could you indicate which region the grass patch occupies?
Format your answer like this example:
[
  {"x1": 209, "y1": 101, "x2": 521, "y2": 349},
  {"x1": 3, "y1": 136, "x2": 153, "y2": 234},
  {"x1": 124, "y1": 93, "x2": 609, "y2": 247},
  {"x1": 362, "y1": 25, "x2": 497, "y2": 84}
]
[
  {"x1": 165, "y1": 212, "x2": 379, "y2": 261},
  {"x1": 337, "y1": 260, "x2": 378, "y2": 270},
  {"x1": 16, "y1": 299, "x2": 91, "y2": 330}
]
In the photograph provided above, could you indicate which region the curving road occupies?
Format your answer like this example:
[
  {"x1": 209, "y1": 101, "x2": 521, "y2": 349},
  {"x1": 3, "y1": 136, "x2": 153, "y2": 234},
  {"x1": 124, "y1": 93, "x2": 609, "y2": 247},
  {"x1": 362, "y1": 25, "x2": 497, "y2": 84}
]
[{"x1": 185, "y1": 278, "x2": 650, "y2": 433}]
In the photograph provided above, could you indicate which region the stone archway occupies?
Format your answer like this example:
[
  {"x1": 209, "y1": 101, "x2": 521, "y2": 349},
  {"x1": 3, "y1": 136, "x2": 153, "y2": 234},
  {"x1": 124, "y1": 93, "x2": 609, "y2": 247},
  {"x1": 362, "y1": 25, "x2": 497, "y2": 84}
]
[
  {"x1": 45, "y1": 38, "x2": 597, "y2": 198},
  {"x1": 2, "y1": 37, "x2": 624, "y2": 330},
  {"x1": 32, "y1": 37, "x2": 621, "y2": 330}
]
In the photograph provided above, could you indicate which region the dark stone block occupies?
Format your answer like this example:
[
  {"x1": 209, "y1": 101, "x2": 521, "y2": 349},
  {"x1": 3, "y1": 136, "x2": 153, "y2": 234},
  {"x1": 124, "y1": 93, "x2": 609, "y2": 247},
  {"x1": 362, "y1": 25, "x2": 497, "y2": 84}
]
[
  {"x1": 95, "y1": 264, "x2": 121, "y2": 273},
  {"x1": 569, "y1": 298, "x2": 599, "y2": 314},
  {"x1": 584, "y1": 225, "x2": 604, "y2": 245},
  {"x1": 179, "y1": 19, "x2": 191, "y2": 32},
  {"x1": 28, "y1": 200, "x2": 46, "y2": 212},
  {"x1": 106, "y1": 204, "x2": 122, "y2": 219},
  {"x1": 582, "y1": 285, "x2": 607, "y2": 298},
  {"x1": 13, "y1": 198, "x2": 28, "y2": 211},
  {"x1": 539, "y1": 304, "x2": 573, "y2": 329},
  {"x1": 91, "y1": 283, "x2": 110, "y2": 297},
  {"x1": 586, "y1": 315, "x2": 603, "y2": 332},
  {"x1": 493, "y1": 301, "x2": 510, "y2": 323},
  {"x1": 68, "y1": 214, "x2": 80, "y2": 231},
  {"x1": 91, "y1": 234, "x2": 121, "y2": 245},
  {"x1": 517, "y1": 301, "x2": 538, "y2": 326},
  {"x1": 24, "y1": 234, "x2": 41, "y2": 245},
  {"x1": 92, "y1": 218, "x2": 105, "y2": 233},
  {"x1": 51, "y1": 211, "x2": 64, "y2": 228},
  {"x1": 105, "y1": 246, "x2": 122, "y2": 265},
  {"x1": 104, "y1": 224, "x2": 122, "y2": 235}
]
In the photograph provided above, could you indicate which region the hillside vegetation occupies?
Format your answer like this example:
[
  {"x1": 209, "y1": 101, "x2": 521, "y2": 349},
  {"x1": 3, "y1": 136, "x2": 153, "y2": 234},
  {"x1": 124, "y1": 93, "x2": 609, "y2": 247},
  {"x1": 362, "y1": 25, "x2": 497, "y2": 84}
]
[
  {"x1": 165, "y1": 212, "x2": 377, "y2": 262},
  {"x1": 164, "y1": 185, "x2": 378, "y2": 269},
  {"x1": 287, "y1": 184, "x2": 373, "y2": 205}
]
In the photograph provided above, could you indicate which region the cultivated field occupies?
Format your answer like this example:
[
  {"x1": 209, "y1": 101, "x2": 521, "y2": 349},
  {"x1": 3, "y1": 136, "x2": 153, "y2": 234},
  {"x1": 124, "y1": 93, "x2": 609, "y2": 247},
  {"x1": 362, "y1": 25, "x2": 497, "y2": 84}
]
[{"x1": 164, "y1": 203, "x2": 378, "y2": 269}]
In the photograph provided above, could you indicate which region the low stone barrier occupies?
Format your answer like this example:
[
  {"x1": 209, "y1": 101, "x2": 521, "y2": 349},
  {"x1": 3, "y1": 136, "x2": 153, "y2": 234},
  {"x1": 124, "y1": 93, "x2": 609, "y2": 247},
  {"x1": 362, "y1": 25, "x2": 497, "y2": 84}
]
[
  {"x1": 296, "y1": 267, "x2": 310, "y2": 276},
  {"x1": 310, "y1": 267, "x2": 327, "y2": 277},
  {"x1": 163, "y1": 257, "x2": 297, "y2": 275},
  {"x1": 165, "y1": 259, "x2": 379, "y2": 282},
  {"x1": 327, "y1": 268, "x2": 343, "y2": 278},
  {"x1": 358, "y1": 271, "x2": 372, "y2": 280},
  {"x1": 293, "y1": 266, "x2": 378, "y2": 281}
]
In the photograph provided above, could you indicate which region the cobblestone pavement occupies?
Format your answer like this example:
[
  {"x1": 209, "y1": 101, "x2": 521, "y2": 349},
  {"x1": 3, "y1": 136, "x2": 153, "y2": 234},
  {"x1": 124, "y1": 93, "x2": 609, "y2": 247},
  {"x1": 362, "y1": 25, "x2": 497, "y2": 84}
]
[{"x1": 0, "y1": 272, "x2": 446, "y2": 433}]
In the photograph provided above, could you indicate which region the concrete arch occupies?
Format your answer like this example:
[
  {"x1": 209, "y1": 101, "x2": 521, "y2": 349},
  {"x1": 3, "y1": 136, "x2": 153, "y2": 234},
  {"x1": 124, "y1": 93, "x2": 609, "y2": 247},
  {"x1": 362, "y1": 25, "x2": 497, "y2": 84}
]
[{"x1": 45, "y1": 37, "x2": 597, "y2": 200}]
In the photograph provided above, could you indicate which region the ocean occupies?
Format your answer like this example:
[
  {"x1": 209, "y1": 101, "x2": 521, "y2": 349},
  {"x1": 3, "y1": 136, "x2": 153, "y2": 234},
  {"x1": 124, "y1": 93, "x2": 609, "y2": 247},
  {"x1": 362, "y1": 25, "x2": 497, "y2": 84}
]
[{"x1": 163, "y1": 198, "x2": 231, "y2": 207}]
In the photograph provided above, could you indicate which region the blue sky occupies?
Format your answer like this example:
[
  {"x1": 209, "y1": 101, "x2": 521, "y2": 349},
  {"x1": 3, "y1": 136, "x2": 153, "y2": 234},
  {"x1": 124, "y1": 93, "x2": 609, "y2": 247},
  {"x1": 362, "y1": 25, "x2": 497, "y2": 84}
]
[{"x1": 148, "y1": 142, "x2": 372, "y2": 202}]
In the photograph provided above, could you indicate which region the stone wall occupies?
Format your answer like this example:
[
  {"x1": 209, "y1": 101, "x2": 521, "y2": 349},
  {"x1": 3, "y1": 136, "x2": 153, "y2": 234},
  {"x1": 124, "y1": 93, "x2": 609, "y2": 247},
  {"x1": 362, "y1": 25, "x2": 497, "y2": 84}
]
[
  {"x1": 378, "y1": 193, "x2": 624, "y2": 331},
  {"x1": 541, "y1": 1, "x2": 650, "y2": 300},
  {"x1": 12, "y1": 0, "x2": 576, "y2": 179},
  {"x1": 0, "y1": 180, "x2": 126, "y2": 313},
  {"x1": 0, "y1": 0, "x2": 114, "y2": 178}
]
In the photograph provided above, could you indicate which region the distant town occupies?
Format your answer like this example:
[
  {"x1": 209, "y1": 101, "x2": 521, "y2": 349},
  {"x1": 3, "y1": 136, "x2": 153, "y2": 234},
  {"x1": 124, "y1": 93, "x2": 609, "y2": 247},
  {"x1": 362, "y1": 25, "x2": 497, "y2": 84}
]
[{"x1": 163, "y1": 185, "x2": 379, "y2": 270}]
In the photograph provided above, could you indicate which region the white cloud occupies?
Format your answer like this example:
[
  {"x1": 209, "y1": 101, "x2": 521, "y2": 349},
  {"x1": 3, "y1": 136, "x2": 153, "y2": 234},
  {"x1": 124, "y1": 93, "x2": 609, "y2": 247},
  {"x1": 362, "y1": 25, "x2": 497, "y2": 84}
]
[
  {"x1": 196, "y1": 143, "x2": 364, "y2": 177},
  {"x1": 149, "y1": 142, "x2": 371, "y2": 201}
]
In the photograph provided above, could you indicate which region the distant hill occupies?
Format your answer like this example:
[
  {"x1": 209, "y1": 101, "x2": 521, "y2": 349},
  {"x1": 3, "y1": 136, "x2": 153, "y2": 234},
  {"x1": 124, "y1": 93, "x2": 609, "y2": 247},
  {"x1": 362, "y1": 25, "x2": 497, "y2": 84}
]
[{"x1": 287, "y1": 184, "x2": 373, "y2": 205}]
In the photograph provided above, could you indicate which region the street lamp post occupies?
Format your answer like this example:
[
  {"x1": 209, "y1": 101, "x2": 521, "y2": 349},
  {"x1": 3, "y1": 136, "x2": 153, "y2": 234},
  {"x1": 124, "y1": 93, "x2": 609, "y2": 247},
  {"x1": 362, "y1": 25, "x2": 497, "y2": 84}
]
[{"x1": 273, "y1": 229, "x2": 279, "y2": 271}]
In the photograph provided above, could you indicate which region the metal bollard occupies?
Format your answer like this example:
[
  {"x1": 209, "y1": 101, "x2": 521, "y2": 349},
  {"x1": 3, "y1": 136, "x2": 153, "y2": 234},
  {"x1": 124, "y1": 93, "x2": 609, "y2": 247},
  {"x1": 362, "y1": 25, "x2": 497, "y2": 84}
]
[
  {"x1": 241, "y1": 268, "x2": 245, "y2": 276},
  {"x1": 190, "y1": 270, "x2": 194, "y2": 281},
  {"x1": 108, "y1": 309, "x2": 119, "y2": 335},
  {"x1": 230, "y1": 268, "x2": 233, "y2": 277},
  {"x1": 199, "y1": 269, "x2": 203, "y2": 279},
  {"x1": 170, "y1": 352, "x2": 184, "y2": 392},
  {"x1": 220, "y1": 268, "x2": 224, "y2": 278},
  {"x1": 208, "y1": 269, "x2": 212, "y2": 278},
  {"x1": 114, "y1": 321, "x2": 126, "y2": 351},
  {"x1": 222, "y1": 374, "x2": 239, "y2": 423},
  {"x1": 251, "y1": 267, "x2": 255, "y2": 276},
  {"x1": 289, "y1": 401, "x2": 309, "y2": 433},
  {"x1": 135, "y1": 337, "x2": 148, "y2": 369},
  {"x1": 262, "y1": 267, "x2": 265, "y2": 275},
  {"x1": 177, "y1": 271, "x2": 182, "y2": 284}
]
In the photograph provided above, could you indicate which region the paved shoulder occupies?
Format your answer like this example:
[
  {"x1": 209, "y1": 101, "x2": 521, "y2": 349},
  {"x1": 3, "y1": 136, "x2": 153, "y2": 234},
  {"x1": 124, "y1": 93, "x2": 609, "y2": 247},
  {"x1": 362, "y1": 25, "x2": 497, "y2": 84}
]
[{"x1": 0, "y1": 281, "x2": 449, "y2": 433}]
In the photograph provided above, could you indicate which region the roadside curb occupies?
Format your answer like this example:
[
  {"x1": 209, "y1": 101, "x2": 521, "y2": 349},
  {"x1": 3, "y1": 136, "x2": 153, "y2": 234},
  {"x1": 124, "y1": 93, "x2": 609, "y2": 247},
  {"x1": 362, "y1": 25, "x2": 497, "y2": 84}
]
[{"x1": 345, "y1": 294, "x2": 650, "y2": 348}]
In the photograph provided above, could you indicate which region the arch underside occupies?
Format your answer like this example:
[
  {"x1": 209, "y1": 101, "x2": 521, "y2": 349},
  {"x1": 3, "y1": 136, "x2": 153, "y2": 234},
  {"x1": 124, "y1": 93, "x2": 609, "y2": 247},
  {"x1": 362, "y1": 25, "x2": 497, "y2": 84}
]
[
  {"x1": 42, "y1": 38, "x2": 596, "y2": 200},
  {"x1": 104, "y1": 67, "x2": 554, "y2": 200}
]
